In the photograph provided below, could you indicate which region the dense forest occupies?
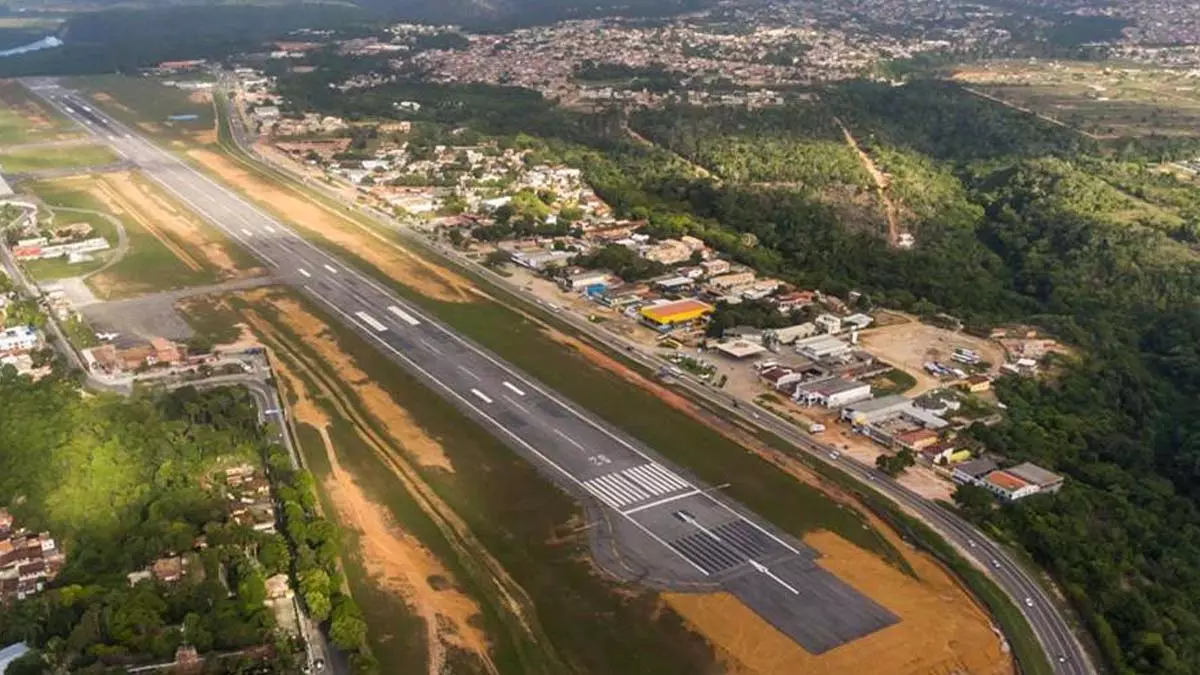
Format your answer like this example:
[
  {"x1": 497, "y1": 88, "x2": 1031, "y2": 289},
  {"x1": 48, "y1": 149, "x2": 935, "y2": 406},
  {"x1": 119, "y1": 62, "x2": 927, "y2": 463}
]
[
  {"x1": 0, "y1": 374, "x2": 373, "y2": 673},
  {"x1": 277, "y1": 70, "x2": 1200, "y2": 672}
]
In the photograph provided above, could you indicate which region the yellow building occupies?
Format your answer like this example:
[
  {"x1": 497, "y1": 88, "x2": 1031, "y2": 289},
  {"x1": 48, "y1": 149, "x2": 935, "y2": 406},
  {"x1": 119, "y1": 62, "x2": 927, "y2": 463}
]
[{"x1": 640, "y1": 299, "x2": 714, "y2": 328}]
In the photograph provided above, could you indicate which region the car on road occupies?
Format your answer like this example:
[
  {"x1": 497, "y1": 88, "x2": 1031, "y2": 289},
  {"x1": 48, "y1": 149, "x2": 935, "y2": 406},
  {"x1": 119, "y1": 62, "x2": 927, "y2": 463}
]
[
  {"x1": 829, "y1": 451, "x2": 840, "y2": 460},
  {"x1": 1024, "y1": 597, "x2": 1034, "y2": 607},
  {"x1": 1058, "y1": 655, "x2": 1067, "y2": 663},
  {"x1": 967, "y1": 539, "x2": 976, "y2": 547},
  {"x1": 991, "y1": 559, "x2": 1000, "y2": 568}
]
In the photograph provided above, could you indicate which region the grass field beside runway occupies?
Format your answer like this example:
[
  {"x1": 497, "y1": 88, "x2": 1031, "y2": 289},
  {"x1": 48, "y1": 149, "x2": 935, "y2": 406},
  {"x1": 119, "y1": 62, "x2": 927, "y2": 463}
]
[
  {"x1": 0, "y1": 142, "x2": 117, "y2": 172},
  {"x1": 0, "y1": 80, "x2": 79, "y2": 144},
  {"x1": 184, "y1": 288, "x2": 723, "y2": 674},
  {"x1": 67, "y1": 74, "x2": 215, "y2": 143},
  {"x1": 27, "y1": 175, "x2": 221, "y2": 297}
]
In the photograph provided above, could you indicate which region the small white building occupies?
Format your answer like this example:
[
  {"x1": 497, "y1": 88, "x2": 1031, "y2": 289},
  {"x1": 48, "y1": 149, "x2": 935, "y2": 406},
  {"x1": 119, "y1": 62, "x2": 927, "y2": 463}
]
[
  {"x1": 0, "y1": 326, "x2": 39, "y2": 353},
  {"x1": 769, "y1": 322, "x2": 817, "y2": 345},
  {"x1": 814, "y1": 313, "x2": 842, "y2": 334},
  {"x1": 793, "y1": 378, "x2": 872, "y2": 408},
  {"x1": 795, "y1": 334, "x2": 852, "y2": 361}
]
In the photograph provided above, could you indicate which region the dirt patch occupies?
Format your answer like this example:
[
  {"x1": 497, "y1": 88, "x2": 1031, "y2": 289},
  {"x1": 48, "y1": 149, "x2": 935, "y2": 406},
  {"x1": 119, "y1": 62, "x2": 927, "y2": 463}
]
[
  {"x1": 187, "y1": 90, "x2": 212, "y2": 105},
  {"x1": 666, "y1": 526, "x2": 1012, "y2": 675},
  {"x1": 244, "y1": 290, "x2": 455, "y2": 473},
  {"x1": 858, "y1": 318, "x2": 1005, "y2": 396},
  {"x1": 187, "y1": 147, "x2": 476, "y2": 303},
  {"x1": 107, "y1": 172, "x2": 259, "y2": 277},
  {"x1": 268, "y1": 345, "x2": 491, "y2": 675}
]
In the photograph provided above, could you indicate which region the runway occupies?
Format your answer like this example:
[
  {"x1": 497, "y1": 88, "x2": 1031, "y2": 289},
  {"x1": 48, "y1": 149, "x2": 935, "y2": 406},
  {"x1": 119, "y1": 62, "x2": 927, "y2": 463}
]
[{"x1": 24, "y1": 78, "x2": 898, "y2": 654}]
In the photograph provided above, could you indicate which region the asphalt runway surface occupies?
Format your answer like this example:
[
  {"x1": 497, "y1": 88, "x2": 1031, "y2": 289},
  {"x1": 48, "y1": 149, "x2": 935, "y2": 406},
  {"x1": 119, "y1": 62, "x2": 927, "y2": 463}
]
[{"x1": 25, "y1": 79, "x2": 899, "y2": 654}]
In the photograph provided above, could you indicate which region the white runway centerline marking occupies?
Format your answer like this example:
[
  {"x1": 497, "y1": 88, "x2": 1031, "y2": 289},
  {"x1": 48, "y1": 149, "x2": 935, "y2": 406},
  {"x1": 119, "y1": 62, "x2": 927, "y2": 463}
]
[
  {"x1": 502, "y1": 381, "x2": 526, "y2": 396},
  {"x1": 502, "y1": 394, "x2": 530, "y2": 415},
  {"x1": 241, "y1": 228, "x2": 253, "y2": 236},
  {"x1": 386, "y1": 305, "x2": 421, "y2": 326},
  {"x1": 552, "y1": 429, "x2": 586, "y2": 451},
  {"x1": 264, "y1": 225, "x2": 276, "y2": 234},
  {"x1": 417, "y1": 338, "x2": 442, "y2": 355},
  {"x1": 298, "y1": 268, "x2": 311, "y2": 278},
  {"x1": 457, "y1": 365, "x2": 481, "y2": 381},
  {"x1": 323, "y1": 264, "x2": 338, "y2": 274},
  {"x1": 470, "y1": 388, "x2": 493, "y2": 404},
  {"x1": 354, "y1": 311, "x2": 387, "y2": 332}
]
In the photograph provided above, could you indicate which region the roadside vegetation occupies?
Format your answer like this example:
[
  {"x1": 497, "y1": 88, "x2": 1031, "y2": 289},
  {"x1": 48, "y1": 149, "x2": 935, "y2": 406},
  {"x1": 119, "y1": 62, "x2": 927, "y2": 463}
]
[{"x1": 0, "y1": 375, "x2": 304, "y2": 673}]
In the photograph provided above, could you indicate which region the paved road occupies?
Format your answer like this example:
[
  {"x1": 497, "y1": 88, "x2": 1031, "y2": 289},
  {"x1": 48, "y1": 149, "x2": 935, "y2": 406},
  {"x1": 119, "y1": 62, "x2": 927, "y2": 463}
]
[
  {"x1": 216, "y1": 80, "x2": 1095, "y2": 672},
  {"x1": 26, "y1": 79, "x2": 904, "y2": 654}
]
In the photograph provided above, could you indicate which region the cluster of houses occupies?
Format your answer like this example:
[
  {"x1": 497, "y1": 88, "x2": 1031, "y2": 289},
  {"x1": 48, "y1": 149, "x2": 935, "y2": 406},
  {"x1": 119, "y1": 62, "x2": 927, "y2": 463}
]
[
  {"x1": 224, "y1": 463, "x2": 278, "y2": 534},
  {"x1": 0, "y1": 325, "x2": 44, "y2": 377},
  {"x1": 127, "y1": 463, "x2": 278, "y2": 589},
  {"x1": 10, "y1": 224, "x2": 111, "y2": 265},
  {"x1": 0, "y1": 509, "x2": 64, "y2": 604},
  {"x1": 82, "y1": 337, "x2": 188, "y2": 375}
]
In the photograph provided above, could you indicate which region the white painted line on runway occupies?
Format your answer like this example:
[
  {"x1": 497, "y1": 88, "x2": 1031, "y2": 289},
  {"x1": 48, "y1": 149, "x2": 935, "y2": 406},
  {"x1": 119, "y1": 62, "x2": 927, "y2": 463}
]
[
  {"x1": 552, "y1": 428, "x2": 586, "y2": 451},
  {"x1": 417, "y1": 338, "x2": 442, "y2": 355},
  {"x1": 645, "y1": 464, "x2": 688, "y2": 489},
  {"x1": 502, "y1": 381, "x2": 526, "y2": 396},
  {"x1": 458, "y1": 365, "x2": 481, "y2": 381},
  {"x1": 502, "y1": 394, "x2": 530, "y2": 415},
  {"x1": 298, "y1": 268, "x2": 311, "y2": 278},
  {"x1": 592, "y1": 476, "x2": 641, "y2": 506},
  {"x1": 355, "y1": 311, "x2": 387, "y2": 332},
  {"x1": 264, "y1": 225, "x2": 276, "y2": 234},
  {"x1": 622, "y1": 490, "x2": 701, "y2": 516},
  {"x1": 241, "y1": 228, "x2": 254, "y2": 236},
  {"x1": 469, "y1": 388, "x2": 493, "y2": 404},
  {"x1": 587, "y1": 477, "x2": 629, "y2": 506},
  {"x1": 625, "y1": 466, "x2": 674, "y2": 494},
  {"x1": 324, "y1": 264, "x2": 338, "y2": 274},
  {"x1": 387, "y1": 305, "x2": 421, "y2": 326}
]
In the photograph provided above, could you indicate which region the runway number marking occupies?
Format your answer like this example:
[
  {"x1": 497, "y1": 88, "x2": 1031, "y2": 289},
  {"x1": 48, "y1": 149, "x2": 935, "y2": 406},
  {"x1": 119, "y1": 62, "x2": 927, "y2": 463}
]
[
  {"x1": 502, "y1": 381, "x2": 526, "y2": 396},
  {"x1": 386, "y1": 305, "x2": 421, "y2": 326},
  {"x1": 470, "y1": 388, "x2": 493, "y2": 404},
  {"x1": 354, "y1": 311, "x2": 387, "y2": 332},
  {"x1": 587, "y1": 453, "x2": 611, "y2": 467}
]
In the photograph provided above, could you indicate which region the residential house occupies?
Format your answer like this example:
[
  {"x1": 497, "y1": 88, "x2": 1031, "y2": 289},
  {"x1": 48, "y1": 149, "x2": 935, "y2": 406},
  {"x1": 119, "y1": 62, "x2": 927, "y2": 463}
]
[
  {"x1": 814, "y1": 313, "x2": 842, "y2": 334},
  {"x1": 708, "y1": 271, "x2": 755, "y2": 291},
  {"x1": 699, "y1": 259, "x2": 731, "y2": 277}
]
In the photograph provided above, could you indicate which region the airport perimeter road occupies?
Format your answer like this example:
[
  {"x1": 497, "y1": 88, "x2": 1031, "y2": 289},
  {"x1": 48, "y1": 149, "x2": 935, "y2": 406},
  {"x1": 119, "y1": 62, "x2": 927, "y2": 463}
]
[{"x1": 27, "y1": 79, "x2": 901, "y2": 655}]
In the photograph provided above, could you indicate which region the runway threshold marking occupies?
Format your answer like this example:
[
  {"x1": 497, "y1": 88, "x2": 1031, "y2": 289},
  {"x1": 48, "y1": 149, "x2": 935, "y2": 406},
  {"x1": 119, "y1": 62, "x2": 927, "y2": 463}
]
[
  {"x1": 470, "y1": 388, "x2": 493, "y2": 404},
  {"x1": 354, "y1": 311, "x2": 387, "y2": 332},
  {"x1": 387, "y1": 305, "x2": 421, "y2": 326},
  {"x1": 502, "y1": 381, "x2": 526, "y2": 396},
  {"x1": 622, "y1": 489, "x2": 702, "y2": 516},
  {"x1": 298, "y1": 268, "x2": 311, "y2": 278}
]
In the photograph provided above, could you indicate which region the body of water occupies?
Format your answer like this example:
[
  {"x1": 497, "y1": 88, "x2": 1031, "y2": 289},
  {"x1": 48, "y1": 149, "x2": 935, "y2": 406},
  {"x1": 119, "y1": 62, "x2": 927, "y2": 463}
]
[{"x1": 0, "y1": 35, "x2": 62, "y2": 58}]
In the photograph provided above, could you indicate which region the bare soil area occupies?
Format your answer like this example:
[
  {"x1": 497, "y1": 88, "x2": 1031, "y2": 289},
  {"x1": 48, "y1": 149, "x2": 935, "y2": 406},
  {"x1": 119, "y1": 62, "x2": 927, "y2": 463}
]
[
  {"x1": 859, "y1": 318, "x2": 1005, "y2": 396},
  {"x1": 105, "y1": 172, "x2": 259, "y2": 277},
  {"x1": 666, "y1": 526, "x2": 1013, "y2": 675},
  {"x1": 240, "y1": 299, "x2": 497, "y2": 674},
  {"x1": 188, "y1": 148, "x2": 476, "y2": 303}
]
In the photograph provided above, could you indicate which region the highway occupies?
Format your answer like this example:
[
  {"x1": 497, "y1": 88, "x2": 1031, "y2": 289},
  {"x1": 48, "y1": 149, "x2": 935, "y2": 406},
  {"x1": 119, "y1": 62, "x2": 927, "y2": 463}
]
[{"x1": 26, "y1": 79, "x2": 907, "y2": 655}]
